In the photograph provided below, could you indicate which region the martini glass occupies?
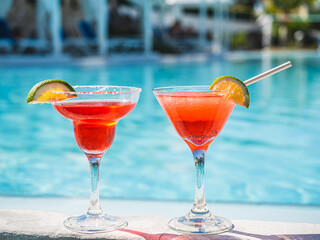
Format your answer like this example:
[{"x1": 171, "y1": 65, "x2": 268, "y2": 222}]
[
  {"x1": 52, "y1": 86, "x2": 141, "y2": 233},
  {"x1": 153, "y1": 86, "x2": 234, "y2": 234}
]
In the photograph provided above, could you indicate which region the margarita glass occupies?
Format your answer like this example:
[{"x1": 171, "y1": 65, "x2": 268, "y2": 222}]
[
  {"x1": 52, "y1": 86, "x2": 141, "y2": 233},
  {"x1": 153, "y1": 86, "x2": 234, "y2": 234}
]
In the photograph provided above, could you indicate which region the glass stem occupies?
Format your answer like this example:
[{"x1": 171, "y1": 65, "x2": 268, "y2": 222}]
[
  {"x1": 87, "y1": 156, "x2": 103, "y2": 215},
  {"x1": 191, "y1": 149, "x2": 209, "y2": 215}
]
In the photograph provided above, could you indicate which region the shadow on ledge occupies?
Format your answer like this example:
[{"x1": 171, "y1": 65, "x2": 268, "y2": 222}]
[{"x1": 122, "y1": 228, "x2": 320, "y2": 240}]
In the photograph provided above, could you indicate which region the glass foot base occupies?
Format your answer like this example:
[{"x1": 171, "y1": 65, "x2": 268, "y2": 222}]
[
  {"x1": 168, "y1": 214, "x2": 233, "y2": 234},
  {"x1": 63, "y1": 214, "x2": 128, "y2": 233}
]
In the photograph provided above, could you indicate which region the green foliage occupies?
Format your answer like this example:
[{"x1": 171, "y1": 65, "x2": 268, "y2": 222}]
[
  {"x1": 288, "y1": 21, "x2": 310, "y2": 33},
  {"x1": 265, "y1": 0, "x2": 315, "y2": 13},
  {"x1": 230, "y1": 33, "x2": 247, "y2": 49},
  {"x1": 229, "y1": 1, "x2": 255, "y2": 20},
  {"x1": 274, "y1": 0, "x2": 313, "y2": 11}
]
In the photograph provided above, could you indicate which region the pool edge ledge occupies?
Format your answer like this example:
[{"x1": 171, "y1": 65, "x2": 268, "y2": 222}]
[{"x1": 1, "y1": 209, "x2": 320, "y2": 240}]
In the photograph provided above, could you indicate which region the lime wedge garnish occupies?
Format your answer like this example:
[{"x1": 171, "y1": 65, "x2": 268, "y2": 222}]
[
  {"x1": 26, "y1": 79, "x2": 76, "y2": 104},
  {"x1": 209, "y1": 76, "x2": 250, "y2": 108}
]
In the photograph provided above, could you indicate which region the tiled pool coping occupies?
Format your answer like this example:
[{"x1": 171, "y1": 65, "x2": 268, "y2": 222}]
[
  {"x1": 1, "y1": 209, "x2": 320, "y2": 240},
  {"x1": 1, "y1": 196, "x2": 320, "y2": 224}
]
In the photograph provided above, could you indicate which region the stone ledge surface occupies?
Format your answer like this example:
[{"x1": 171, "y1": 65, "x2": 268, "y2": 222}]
[{"x1": 1, "y1": 209, "x2": 320, "y2": 240}]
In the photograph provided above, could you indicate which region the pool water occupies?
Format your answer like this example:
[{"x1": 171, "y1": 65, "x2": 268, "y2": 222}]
[{"x1": 0, "y1": 55, "x2": 319, "y2": 205}]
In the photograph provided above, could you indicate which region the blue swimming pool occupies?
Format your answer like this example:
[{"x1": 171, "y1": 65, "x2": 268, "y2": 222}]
[{"x1": 0, "y1": 53, "x2": 319, "y2": 205}]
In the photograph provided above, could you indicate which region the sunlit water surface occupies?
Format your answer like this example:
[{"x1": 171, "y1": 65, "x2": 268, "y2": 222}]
[{"x1": 0, "y1": 54, "x2": 319, "y2": 205}]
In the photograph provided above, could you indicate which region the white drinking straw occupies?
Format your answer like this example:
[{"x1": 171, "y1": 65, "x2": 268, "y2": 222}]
[{"x1": 244, "y1": 61, "x2": 292, "y2": 86}]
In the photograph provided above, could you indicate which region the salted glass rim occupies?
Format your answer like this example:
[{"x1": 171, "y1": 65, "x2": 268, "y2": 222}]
[
  {"x1": 54, "y1": 85, "x2": 141, "y2": 95},
  {"x1": 152, "y1": 85, "x2": 223, "y2": 95}
]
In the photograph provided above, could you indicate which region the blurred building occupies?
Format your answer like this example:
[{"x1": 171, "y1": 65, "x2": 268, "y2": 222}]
[{"x1": 0, "y1": 0, "x2": 319, "y2": 56}]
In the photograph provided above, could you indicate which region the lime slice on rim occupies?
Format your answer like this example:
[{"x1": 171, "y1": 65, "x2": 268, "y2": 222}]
[
  {"x1": 209, "y1": 76, "x2": 250, "y2": 108},
  {"x1": 26, "y1": 79, "x2": 76, "y2": 104}
]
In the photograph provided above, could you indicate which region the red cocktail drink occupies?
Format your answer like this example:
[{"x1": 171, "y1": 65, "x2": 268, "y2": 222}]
[
  {"x1": 52, "y1": 86, "x2": 141, "y2": 233},
  {"x1": 153, "y1": 86, "x2": 234, "y2": 234},
  {"x1": 53, "y1": 100, "x2": 136, "y2": 154},
  {"x1": 156, "y1": 92, "x2": 234, "y2": 151}
]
